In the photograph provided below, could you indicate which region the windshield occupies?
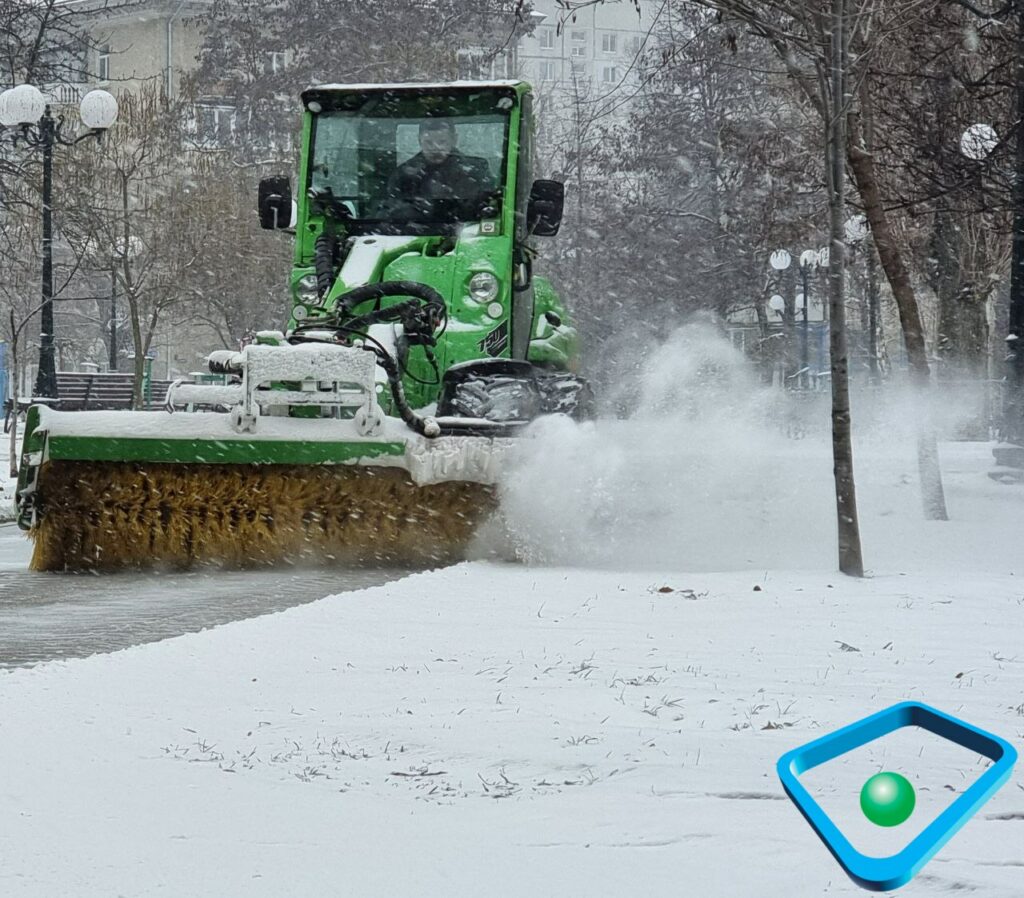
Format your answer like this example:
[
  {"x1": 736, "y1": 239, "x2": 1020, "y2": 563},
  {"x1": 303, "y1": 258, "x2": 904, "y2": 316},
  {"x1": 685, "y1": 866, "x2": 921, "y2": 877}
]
[{"x1": 307, "y1": 91, "x2": 512, "y2": 234}]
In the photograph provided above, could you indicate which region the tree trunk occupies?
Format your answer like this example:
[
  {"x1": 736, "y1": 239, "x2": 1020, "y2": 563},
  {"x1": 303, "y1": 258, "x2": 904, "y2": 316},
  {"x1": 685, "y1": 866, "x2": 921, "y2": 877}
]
[
  {"x1": 123, "y1": 281, "x2": 145, "y2": 409},
  {"x1": 119, "y1": 173, "x2": 146, "y2": 410},
  {"x1": 847, "y1": 105, "x2": 949, "y2": 522},
  {"x1": 783, "y1": 269, "x2": 797, "y2": 388},
  {"x1": 933, "y1": 210, "x2": 990, "y2": 438},
  {"x1": 8, "y1": 323, "x2": 19, "y2": 480},
  {"x1": 931, "y1": 217, "x2": 990, "y2": 375},
  {"x1": 753, "y1": 291, "x2": 775, "y2": 384},
  {"x1": 828, "y1": 0, "x2": 864, "y2": 577},
  {"x1": 130, "y1": 306, "x2": 145, "y2": 410}
]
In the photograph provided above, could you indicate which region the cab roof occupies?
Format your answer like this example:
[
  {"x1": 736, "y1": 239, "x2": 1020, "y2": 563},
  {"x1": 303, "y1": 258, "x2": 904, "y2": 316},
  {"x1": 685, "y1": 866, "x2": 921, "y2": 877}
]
[{"x1": 301, "y1": 80, "x2": 528, "y2": 107}]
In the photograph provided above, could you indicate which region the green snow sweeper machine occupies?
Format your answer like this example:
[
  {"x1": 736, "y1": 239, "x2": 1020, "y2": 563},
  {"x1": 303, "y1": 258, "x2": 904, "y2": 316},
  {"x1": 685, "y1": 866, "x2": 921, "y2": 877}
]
[{"x1": 16, "y1": 80, "x2": 590, "y2": 571}]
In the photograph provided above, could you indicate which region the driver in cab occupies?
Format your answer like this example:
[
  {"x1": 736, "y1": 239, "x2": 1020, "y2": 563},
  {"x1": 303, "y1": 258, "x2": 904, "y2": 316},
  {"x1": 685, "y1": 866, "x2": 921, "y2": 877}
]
[{"x1": 380, "y1": 119, "x2": 493, "y2": 219}]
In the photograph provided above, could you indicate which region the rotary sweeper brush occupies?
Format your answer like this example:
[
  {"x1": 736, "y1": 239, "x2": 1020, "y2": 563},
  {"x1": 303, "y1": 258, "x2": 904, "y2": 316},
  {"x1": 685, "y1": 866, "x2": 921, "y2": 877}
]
[{"x1": 16, "y1": 81, "x2": 592, "y2": 571}]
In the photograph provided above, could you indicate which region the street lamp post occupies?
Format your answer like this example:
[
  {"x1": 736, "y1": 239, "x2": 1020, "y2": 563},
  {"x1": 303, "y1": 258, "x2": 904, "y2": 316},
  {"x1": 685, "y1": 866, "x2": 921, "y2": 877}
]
[
  {"x1": 0, "y1": 85, "x2": 119, "y2": 398},
  {"x1": 773, "y1": 247, "x2": 829, "y2": 390},
  {"x1": 769, "y1": 249, "x2": 794, "y2": 386},
  {"x1": 959, "y1": 121, "x2": 1020, "y2": 456},
  {"x1": 799, "y1": 250, "x2": 820, "y2": 389},
  {"x1": 1007, "y1": 1, "x2": 1024, "y2": 451},
  {"x1": 109, "y1": 267, "x2": 118, "y2": 372}
]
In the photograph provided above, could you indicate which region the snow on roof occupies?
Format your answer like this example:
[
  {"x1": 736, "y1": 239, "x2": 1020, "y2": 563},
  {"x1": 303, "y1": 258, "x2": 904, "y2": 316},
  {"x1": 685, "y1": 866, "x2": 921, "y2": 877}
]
[{"x1": 304, "y1": 80, "x2": 525, "y2": 94}]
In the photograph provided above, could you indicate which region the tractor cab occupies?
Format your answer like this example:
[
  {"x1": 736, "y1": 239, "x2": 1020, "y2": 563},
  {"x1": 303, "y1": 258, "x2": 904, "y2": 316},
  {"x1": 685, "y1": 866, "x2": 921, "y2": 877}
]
[
  {"x1": 257, "y1": 81, "x2": 572, "y2": 379},
  {"x1": 304, "y1": 86, "x2": 508, "y2": 235}
]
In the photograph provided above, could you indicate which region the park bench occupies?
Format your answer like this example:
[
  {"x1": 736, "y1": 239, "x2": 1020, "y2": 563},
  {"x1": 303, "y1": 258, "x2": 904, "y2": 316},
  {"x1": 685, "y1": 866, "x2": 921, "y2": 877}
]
[{"x1": 4, "y1": 372, "x2": 186, "y2": 432}]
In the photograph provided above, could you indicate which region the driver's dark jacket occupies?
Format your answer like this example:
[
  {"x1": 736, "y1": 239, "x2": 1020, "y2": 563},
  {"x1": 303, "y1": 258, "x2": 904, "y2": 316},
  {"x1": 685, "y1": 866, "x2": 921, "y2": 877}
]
[{"x1": 383, "y1": 151, "x2": 492, "y2": 204}]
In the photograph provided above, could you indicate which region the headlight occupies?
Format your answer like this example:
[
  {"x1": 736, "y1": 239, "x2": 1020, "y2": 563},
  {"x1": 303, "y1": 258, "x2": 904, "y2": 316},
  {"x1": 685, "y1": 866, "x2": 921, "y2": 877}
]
[
  {"x1": 296, "y1": 274, "x2": 319, "y2": 304},
  {"x1": 468, "y1": 272, "x2": 499, "y2": 303}
]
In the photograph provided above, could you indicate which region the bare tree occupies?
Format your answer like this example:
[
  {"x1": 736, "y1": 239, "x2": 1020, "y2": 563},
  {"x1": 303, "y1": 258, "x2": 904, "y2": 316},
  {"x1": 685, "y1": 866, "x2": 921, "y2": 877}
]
[
  {"x1": 825, "y1": 0, "x2": 863, "y2": 574},
  {"x1": 176, "y1": 163, "x2": 291, "y2": 351},
  {"x1": 59, "y1": 88, "x2": 214, "y2": 406}
]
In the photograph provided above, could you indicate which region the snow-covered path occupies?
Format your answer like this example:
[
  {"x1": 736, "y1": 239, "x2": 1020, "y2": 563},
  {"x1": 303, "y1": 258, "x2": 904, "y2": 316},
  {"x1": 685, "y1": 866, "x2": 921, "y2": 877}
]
[{"x1": 0, "y1": 524, "x2": 411, "y2": 668}]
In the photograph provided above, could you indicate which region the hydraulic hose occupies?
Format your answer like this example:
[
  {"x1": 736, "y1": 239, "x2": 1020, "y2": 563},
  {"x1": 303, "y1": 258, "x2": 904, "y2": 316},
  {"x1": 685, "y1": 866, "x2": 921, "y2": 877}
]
[
  {"x1": 335, "y1": 281, "x2": 446, "y2": 318},
  {"x1": 314, "y1": 232, "x2": 337, "y2": 299},
  {"x1": 373, "y1": 349, "x2": 440, "y2": 438}
]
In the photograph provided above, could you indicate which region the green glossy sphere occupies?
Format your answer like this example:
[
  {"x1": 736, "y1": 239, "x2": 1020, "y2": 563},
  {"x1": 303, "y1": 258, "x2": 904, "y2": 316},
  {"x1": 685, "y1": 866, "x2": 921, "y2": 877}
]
[{"x1": 860, "y1": 772, "x2": 916, "y2": 827}]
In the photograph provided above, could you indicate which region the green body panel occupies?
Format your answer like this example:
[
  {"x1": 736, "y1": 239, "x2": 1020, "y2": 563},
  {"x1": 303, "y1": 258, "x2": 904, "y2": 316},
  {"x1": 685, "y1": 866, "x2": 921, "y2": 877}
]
[
  {"x1": 44, "y1": 435, "x2": 404, "y2": 465},
  {"x1": 16, "y1": 406, "x2": 403, "y2": 478},
  {"x1": 528, "y1": 275, "x2": 578, "y2": 369},
  {"x1": 20, "y1": 405, "x2": 44, "y2": 454}
]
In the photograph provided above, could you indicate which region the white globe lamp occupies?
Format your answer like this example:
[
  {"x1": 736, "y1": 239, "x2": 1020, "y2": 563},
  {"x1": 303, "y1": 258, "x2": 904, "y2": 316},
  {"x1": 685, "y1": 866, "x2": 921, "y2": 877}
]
[
  {"x1": 0, "y1": 84, "x2": 47, "y2": 127},
  {"x1": 960, "y1": 123, "x2": 997, "y2": 162},
  {"x1": 0, "y1": 89, "x2": 14, "y2": 127},
  {"x1": 79, "y1": 90, "x2": 119, "y2": 131}
]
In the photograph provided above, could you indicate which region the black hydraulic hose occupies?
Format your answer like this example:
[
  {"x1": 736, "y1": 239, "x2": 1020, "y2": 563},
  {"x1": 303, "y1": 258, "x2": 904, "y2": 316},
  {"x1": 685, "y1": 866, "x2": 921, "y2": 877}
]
[
  {"x1": 336, "y1": 281, "x2": 446, "y2": 318},
  {"x1": 373, "y1": 348, "x2": 440, "y2": 438},
  {"x1": 314, "y1": 232, "x2": 337, "y2": 299}
]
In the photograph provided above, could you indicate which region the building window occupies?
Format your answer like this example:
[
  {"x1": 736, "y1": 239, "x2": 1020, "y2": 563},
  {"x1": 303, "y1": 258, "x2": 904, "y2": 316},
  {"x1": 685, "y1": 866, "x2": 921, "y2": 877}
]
[
  {"x1": 601, "y1": 33, "x2": 618, "y2": 53},
  {"x1": 571, "y1": 30, "x2": 587, "y2": 42},
  {"x1": 457, "y1": 47, "x2": 511, "y2": 79},
  {"x1": 601, "y1": 65, "x2": 619, "y2": 83},
  {"x1": 457, "y1": 49, "x2": 484, "y2": 79},
  {"x1": 196, "y1": 104, "x2": 236, "y2": 145},
  {"x1": 265, "y1": 51, "x2": 286, "y2": 75},
  {"x1": 97, "y1": 45, "x2": 110, "y2": 82},
  {"x1": 539, "y1": 28, "x2": 554, "y2": 50},
  {"x1": 540, "y1": 60, "x2": 556, "y2": 81},
  {"x1": 484, "y1": 49, "x2": 513, "y2": 79},
  {"x1": 570, "y1": 60, "x2": 589, "y2": 85}
]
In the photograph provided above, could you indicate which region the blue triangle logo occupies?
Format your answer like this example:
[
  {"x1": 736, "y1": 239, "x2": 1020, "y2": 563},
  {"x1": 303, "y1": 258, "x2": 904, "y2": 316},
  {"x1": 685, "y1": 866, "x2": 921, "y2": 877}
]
[{"x1": 777, "y1": 701, "x2": 1017, "y2": 891}]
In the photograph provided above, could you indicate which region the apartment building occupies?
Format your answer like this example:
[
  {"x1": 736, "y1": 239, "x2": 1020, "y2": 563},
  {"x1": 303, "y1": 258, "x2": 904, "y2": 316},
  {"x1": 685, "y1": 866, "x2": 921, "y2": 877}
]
[
  {"x1": 63, "y1": 1, "x2": 660, "y2": 132},
  {"x1": 62, "y1": 0, "x2": 209, "y2": 96},
  {"x1": 515, "y1": 0, "x2": 659, "y2": 112},
  {"x1": 61, "y1": 0, "x2": 240, "y2": 144}
]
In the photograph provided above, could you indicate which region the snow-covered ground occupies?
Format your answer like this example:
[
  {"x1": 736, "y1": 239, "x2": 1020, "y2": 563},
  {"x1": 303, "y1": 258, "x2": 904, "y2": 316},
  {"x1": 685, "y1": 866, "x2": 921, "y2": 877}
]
[
  {"x1": 0, "y1": 331, "x2": 1020, "y2": 896},
  {"x1": 0, "y1": 438, "x2": 1021, "y2": 896}
]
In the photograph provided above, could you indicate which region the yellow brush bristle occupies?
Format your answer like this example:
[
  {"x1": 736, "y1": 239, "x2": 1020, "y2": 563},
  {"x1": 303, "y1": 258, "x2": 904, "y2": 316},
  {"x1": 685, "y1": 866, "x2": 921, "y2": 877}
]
[{"x1": 29, "y1": 461, "x2": 495, "y2": 572}]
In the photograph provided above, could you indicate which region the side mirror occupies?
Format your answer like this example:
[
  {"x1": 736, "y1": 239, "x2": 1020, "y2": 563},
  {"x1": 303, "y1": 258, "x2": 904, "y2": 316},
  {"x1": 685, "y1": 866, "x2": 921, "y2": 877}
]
[
  {"x1": 527, "y1": 179, "x2": 564, "y2": 237},
  {"x1": 258, "y1": 176, "x2": 292, "y2": 230}
]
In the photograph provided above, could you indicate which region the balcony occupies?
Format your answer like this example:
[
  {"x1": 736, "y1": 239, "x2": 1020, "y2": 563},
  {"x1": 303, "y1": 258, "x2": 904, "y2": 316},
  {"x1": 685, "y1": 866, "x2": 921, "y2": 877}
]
[{"x1": 44, "y1": 83, "x2": 91, "y2": 107}]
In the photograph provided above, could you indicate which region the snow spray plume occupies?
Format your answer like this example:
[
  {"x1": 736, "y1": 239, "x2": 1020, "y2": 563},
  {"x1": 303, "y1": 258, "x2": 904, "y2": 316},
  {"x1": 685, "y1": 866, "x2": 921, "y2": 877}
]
[{"x1": 490, "y1": 319, "x2": 1009, "y2": 573}]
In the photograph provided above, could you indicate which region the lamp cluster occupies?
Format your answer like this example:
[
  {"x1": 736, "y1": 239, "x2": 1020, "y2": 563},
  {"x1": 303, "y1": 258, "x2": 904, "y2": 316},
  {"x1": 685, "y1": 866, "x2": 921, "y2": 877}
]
[
  {"x1": 0, "y1": 84, "x2": 118, "y2": 132},
  {"x1": 0, "y1": 83, "x2": 119, "y2": 400}
]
